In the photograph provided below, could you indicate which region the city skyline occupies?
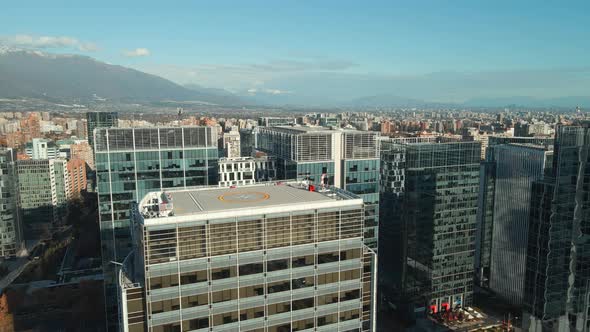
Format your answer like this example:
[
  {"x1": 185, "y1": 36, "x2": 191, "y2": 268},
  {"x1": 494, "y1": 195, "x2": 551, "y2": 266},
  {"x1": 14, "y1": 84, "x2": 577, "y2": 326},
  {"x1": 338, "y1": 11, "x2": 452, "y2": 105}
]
[
  {"x1": 1, "y1": 1, "x2": 590, "y2": 105},
  {"x1": 2, "y1": 2, "x2": 590, "y2": 331}
]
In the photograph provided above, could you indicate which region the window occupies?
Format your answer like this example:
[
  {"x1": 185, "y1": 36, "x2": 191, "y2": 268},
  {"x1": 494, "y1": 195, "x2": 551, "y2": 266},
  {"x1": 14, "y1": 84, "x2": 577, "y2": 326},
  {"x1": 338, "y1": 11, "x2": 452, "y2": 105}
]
[
  {"x1": 181, "y1": 294, "x2": 208, "y2": 308},
  {"x1": 340, "y1": 289, "x2": 360, "y2": 301},
  {"x1": 292, "y1": 255, "x2": 314, "y2": 268},
  {"x1": 292, "y1": 276, "x2": 314, "y2": 290},
  {"x1": 267, "y1": 258, "x2": 289, "y2": 272},
  {"x1": 212, "y1": 312, "x2": 238, "y2": 326},
  {"x1": 318, "y1": 252, "x2": 339, "y2": 264},
  {"x1": 212, "y1": 289, "x2": 238, "y2": 303},
  {"x1": 239, "y1": 285, "x2": 264, "y2": 298},
  {"x1": 292, "y1": 297, "x2": 314, "y2": 310},
  {"x1": 340, "y1": 248, "x2": 361, "y2": 260},
  {"x1": 239, "y1": 306, "x2": 264, "y2": 321},
  {"x1": 267, "y1": 280, "x2": 290, "y2": 294},
  {"x1": 239, "y1": 263, "x2": 263, "y2": 276},
  {"x1": 185, "y1": 318, "x2": 208, "y2": 330},
  {"x1": 180, "y1": 270, "x2": 207, "y2": 284},
  {"x1": 211, "y1": 266, "x2": 236, "y2": 280},
  {"x1": 149, "y1": 274, "x2": 179, "y2": 289},
  {"x1": 267, "y1": 302, "x2": 290, "y2": 315}
]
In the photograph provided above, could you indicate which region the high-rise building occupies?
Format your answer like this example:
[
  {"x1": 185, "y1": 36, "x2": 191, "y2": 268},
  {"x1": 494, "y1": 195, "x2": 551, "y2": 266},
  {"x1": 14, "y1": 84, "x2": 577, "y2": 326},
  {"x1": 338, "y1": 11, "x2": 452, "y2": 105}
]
[
  {"x1": 475, "y1": 136, "x2": 554, "y2": 287},
  {"x1": 483, "y1": 144, "x2": 553, "y2": 306},
  {"x1": 257, "y1": 126, "x2": 380, "y2": 250},
  {"x1": 20, "y1": 113, "x2": 41, "y2": 144},
  {"x1": 0, "y1": 148, "x2": 23, "y2": 258},
  {"x1": 524, "y1": 125, "x2": 590, "y2": 332},
  {"x1": 381, "y1": 138, "x2": 481, "y2": 317},
  {"x1": 94, "y1": 126, "x2": 219, "y2": 330},
  {"x1": 239, "y1": 128, "x2": 257, "y2": 157},
  {"x1": 222, "y1": 130, "x2": 241, "y2": 158},
  {"x1": 87, "y1": 112, "x2": 118, "y2": 148},
  {"x1": 77, "y1": 119, "x2": 88, "y2": 139},
  {"x1": 254, "y1": 155, "x2": 277, "y2": 182},
  {"x1": 66, "y1": 158, "x2": 88, "y2": 199},
  {"x1": 118, "y1": 182, "x2": 377, "y2": 332},
  {"x1": 70, "y1": 140, "x2": 95, "y2": 170},
  {"x1": 378, "y1": 136, "x2": 441, "y2": 305},
  {"x1": 16, "y1": 159, "x2": 70, "y2": 239}
]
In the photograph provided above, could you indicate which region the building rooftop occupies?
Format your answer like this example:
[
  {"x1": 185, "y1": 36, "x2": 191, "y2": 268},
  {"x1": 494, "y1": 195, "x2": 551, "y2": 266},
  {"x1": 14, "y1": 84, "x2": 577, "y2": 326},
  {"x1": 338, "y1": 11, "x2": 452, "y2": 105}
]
[
  {"x1": 270, "y1": 125, "x2": 371, "y2": 134},
  {"x1": 502, "y1": 142, "x2": 554, "y2": 151},
  {"x1": 137, "y1": 182, "x2": 361, "y2": 223}
]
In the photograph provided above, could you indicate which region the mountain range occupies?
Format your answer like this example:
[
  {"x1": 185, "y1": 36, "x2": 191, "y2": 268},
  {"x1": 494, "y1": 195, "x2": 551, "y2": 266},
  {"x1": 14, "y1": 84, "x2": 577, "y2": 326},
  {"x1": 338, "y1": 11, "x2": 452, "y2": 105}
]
[
  {"x1": 0, "y1": 46, "x2": 588, "y2": 109},
  {"x1": 0, "y1": 47, "x2": 245, "y2": 105}
]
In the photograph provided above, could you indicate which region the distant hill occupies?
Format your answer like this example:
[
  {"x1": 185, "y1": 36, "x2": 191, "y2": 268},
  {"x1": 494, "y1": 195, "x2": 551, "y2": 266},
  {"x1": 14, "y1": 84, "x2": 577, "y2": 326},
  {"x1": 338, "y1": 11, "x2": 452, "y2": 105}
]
[
  {"x1": 349, "y1": 94, "x2": 431, "y2": 108},
  {"x1": 463, "y1": 96, "x2": 590, "y2": 108},
  {"x1": 348, "y1": 94, "x2": 590, "y2": 109},
  {"x1": 0, "y1": 47, "x2": 245, "y2": 105}
]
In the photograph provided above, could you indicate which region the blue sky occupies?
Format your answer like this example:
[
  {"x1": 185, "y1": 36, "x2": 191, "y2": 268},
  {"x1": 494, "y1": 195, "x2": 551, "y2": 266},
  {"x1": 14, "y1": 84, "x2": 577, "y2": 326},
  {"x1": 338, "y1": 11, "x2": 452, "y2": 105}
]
[{"x1": 2, "y1": 0, "x2": 589, "y2": 104}]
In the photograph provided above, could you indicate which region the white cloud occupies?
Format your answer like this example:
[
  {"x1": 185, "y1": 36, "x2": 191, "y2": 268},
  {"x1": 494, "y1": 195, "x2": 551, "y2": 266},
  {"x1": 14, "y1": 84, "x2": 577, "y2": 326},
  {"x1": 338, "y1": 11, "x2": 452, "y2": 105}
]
[
  {"x1": 2, "y1": 34, "x2": 98, "y2": 52},
  {"x1": 123, "y1": 48, "x2": 150, "y2": 57},
  {"x1": 246, "y1": 88, "x2": 292, "y2": 95}
]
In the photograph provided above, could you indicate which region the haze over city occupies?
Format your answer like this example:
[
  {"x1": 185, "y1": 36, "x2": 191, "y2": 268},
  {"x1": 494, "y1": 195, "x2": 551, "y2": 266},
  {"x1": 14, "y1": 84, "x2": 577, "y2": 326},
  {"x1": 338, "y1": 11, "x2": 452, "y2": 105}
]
[
  {"x1": 1, "y1": 1, "x2": 590, "y2": 106},
  {"x1": 1, "y1": 2, "x2": 590, "y2": 332}
]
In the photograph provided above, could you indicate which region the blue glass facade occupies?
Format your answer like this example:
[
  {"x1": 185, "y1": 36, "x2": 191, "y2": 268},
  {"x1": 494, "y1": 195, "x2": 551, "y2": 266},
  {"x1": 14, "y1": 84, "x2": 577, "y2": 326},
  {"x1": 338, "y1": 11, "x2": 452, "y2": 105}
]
[
  {"x1": 94, "y1": 126, "x2": 218, "y2": 331},
  {"x1": 344, "y1": 159, "x2": 379, "y2": 248},
  {"x1": 257, "y1": 127, "x2": 380, "y2": 251}
]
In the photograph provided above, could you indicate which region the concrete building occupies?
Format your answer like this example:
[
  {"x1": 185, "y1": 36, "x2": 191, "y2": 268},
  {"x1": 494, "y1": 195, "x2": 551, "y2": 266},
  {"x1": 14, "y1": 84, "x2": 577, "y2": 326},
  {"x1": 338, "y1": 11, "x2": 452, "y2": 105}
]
[
  {"x1": 119, "y1": 183, "x2": 377, "y2": 332},
  {"x1": 87, "y1": 112, "x2": 118, "y2": 148},
  {"x1": 94, "y1": 126, "x2": 219, "y2": 331},
  {"x1": 70, "y1": 140, "x2": 95, "y2": 170},
  {"x1": 76, "y1": 119, "x2": 88, "y2": 139},
  {"x1": 319, "y1": 117, "x2": 339, "y2": 128},
  {"x1": 524, "y1": 125, "x2": 590, "y2": 332},
  {"x1": 257, "y1": 126, "x2": 380, "y2": 250},
  {"x1": 66, "y1": 158, "x2": 88, "y2": 199},
  {"x1": 258, "y1": 117, "x2": 295, "y2": 127},
  {"x1": 218, "y1": 157, "x2": 255, "y2": 187},
  {"x1": 222, "y1": 130, "x2": 241, "y2": 159},
  {"x1": 0, "y1": 148, "x2": 23, "y2": 258},
  {"x1": 25, "y1": 138, "x2": 59, "y2": 160}
]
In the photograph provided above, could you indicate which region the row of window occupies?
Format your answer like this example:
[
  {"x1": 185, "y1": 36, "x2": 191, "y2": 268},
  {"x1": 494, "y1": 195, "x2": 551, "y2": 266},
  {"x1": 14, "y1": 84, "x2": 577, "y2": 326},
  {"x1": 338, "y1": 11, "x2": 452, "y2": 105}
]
[
  {"x1": 145, "y1": 210, "x2": 363, "y2": 264},
  {"x1": 149, "y1": 309, "x2": 361, "y2": 332},
  {"x1": 150, "y1": 290, "x2": 362, "y2": 323},
  {"x1": 148, "y1": 250, "x2": 362, "y2": 290}
]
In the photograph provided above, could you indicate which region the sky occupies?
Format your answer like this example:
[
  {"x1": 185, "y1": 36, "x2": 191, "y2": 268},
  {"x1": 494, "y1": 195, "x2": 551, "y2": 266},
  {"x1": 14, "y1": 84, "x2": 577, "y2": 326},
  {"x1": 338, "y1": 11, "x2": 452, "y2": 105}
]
[{"x1": 1, "y1": 0, "x2": 589, "y2": 105}]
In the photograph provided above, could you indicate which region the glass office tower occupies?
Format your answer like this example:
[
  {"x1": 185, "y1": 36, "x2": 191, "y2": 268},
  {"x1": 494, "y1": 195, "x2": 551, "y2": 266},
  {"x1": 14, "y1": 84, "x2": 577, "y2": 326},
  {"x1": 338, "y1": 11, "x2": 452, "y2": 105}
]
[
  {"x1": 94, "y1": 126, "x2": 218, "y2": 331},
  {"x1": 378, "y1": 137, "x2": 440, "y2": 309},
  {"x1": 381, "y1": 139, "x2": 481, "y2": 317},
  {"x1": 119, "y1": 183, "x2": 377, "y2": 332},
  {"x1": 256, "y1": 126, "x2": 380, "y2": 250},
  {"x1": 475, "y1": 136, "x2": 554, "y2": 288},
  {"x1": 16, "y1": 159, "x2": 70, "y2": 239},
  {"x1": 0, "y1": 148, "x2": 23, "y2": 258},
  {"x1": 486, "y1": 144, "x2": 553, "y2": 306},
  {"x1": 524, "y1": 125, "x2": 590, "y2": 332},
  {"x1": 87, "y1": 111, "x2": 119, "y2": 148}
]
